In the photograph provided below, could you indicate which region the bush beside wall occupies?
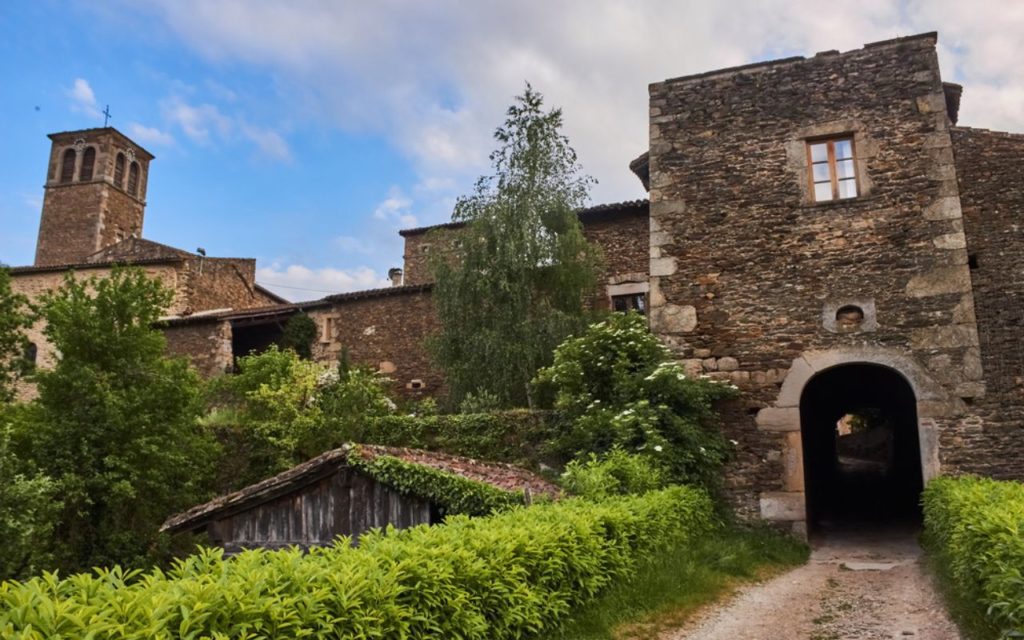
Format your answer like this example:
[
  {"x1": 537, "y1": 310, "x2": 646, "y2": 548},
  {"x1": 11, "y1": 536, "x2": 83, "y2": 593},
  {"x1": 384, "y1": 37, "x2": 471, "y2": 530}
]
[
  {"x1": 0, "y1": 486, "x2": 715, "y2": 639},
  {"x1": 923, "y1": 476, "x2": 1024, "y2": 637}
]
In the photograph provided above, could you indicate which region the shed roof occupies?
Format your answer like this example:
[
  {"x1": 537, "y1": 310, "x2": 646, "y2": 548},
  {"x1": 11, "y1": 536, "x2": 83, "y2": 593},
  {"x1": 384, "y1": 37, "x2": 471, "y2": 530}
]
[{"x1": 161, "y1": 443, "x2": 559, "y2": 534}]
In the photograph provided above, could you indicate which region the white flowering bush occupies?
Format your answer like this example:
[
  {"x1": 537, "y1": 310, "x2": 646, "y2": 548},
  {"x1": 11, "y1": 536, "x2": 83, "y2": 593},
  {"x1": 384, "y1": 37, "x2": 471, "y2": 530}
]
[{"x1": 534, "y1": 313, "x2": 737, "y2": 490}]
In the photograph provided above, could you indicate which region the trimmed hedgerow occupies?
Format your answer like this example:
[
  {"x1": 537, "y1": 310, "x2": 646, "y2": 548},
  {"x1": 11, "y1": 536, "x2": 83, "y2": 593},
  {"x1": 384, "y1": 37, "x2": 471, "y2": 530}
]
[
  {"x1": 923, "y1": 476, "x2": 1024, "y2": 638},
  {"x1": 0, "y1": 486, "x2": 715, "y2": 639},
  {"x1": 350, "y1": 452, "x2": 523, "y2": 517},
  {"x1": 358, "y1": 410, "x2": 567, "y2": 468}
]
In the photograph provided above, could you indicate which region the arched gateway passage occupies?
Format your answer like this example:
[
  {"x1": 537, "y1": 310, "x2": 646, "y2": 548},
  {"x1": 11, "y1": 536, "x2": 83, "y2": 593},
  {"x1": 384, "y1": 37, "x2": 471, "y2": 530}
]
[{"x1": 800, "y1": 364, "x2": 924, "y2": 531}]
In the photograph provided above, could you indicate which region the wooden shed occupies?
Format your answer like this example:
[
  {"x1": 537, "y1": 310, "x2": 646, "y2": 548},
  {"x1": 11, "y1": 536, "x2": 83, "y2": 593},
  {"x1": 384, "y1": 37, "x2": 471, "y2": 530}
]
[{"x1": 161, "y1": 444, "x2": 559, "y2": 554}]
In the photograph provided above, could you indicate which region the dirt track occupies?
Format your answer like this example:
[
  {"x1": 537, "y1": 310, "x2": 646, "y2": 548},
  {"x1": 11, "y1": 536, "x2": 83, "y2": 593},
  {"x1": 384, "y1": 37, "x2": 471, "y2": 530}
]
[{"x1": 662, "y1": 527, "x2": 960, "y2": 640}]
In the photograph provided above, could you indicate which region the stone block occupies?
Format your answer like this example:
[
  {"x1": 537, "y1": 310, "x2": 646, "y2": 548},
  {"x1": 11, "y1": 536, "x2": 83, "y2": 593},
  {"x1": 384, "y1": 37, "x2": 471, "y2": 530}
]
[
  {"x1": 652, "y1": 303, "x2": 697, "y2": 333},
  {"x1": 755, "y1": 407, "x2": 800, "y2": 432},
  {"x1": 702, "y1": 358, "x2": 717, "y2": 371},
  {"x1": 650, "y1": 256, "x2": 678, "y2": 277},
  {"x1": 718, "y1": 356, "x2": 739, "y2": 371},
  {"x1": 933, "y1": 232, "x2": 967, "y2": 250},
  {"x1": 681, "y1": 359, "x2": 703, "y2": 377},
  {"x1": 693, "y1": 348, "x2": 712, "y2": 358},
  {"x1": 759, "y1": 492, "x2": 806, "y2": 521},
  {"x1": 783, "y1": 432, "x2": 804, "y2": 491},
  {"x1": 910, "y1": 325, "x2": 979, "y2": 350},
  {"x1": 924, "y1": 196, "x2": 962, "y2": 220},
  {"x1": 905, "y1": 266, "x2": 971, "y2": 297}
]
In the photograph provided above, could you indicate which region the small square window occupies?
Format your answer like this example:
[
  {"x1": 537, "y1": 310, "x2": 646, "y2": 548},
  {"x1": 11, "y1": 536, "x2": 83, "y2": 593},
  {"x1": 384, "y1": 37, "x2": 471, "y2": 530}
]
[
  {"x1": 612, "y1": 293, "x2": 646, "y2": 315},
  {"x1": 807, "y1": 137, "x2": 859, "y2": 202}
]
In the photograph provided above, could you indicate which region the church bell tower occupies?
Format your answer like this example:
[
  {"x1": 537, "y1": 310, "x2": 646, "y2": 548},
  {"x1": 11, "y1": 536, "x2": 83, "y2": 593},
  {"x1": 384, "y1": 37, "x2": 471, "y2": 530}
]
[{"x1": 34, "y1": 128, "x2": 154, "y2": 266}]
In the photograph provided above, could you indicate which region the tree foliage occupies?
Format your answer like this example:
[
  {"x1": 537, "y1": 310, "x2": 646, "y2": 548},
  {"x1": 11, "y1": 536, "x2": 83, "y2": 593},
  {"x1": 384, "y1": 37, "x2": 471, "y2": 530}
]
[
  {"x1": 0, "y1": 405, "x2": 59, "y2": 581},
  {"x1": 281, "y1": 312, "x2": 317, "y2": 359},
  {"x1": 429, "y1": 84, "x2": 602, "y2": 408},
  {"x1": 534, "y1": 312, "x2": 738, "y2": 490},
  {"x1": 0, "y1": 268, "x2": 33, "y2": 401},
  {"x1": 16, "y1": 268, "x2": 216, "y2": 572},
  {"x1": 205, "y1": 345, "x2": 395, "y2": 488}
]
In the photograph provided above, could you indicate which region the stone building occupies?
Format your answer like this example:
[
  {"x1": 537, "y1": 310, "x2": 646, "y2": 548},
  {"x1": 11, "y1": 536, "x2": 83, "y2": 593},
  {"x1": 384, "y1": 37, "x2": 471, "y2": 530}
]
[
  {"x1": 643, "y1": 32, "x2": 1024, "y2": 536},
  {"x1": 159, "y1": 198, "x2": 650, "y2": 395},
  {"x1": 9, "y1": 127, "x2": 285, "y2": 392},
  {"x1": 13, "y1": 32, "x2": 1024, "y2": 537}
]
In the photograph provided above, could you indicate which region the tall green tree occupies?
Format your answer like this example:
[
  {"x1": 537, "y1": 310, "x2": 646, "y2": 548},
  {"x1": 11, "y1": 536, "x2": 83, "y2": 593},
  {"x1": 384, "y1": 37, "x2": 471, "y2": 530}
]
[
  {"x1": 0, "y1": 268, "x2": 33, "y2": 401},
  {"x1": 21, "y1": 268, "x2": 216, "y2": 572},
  {"x1": 430, "y1": 85, "x2": 602, "y2": 408}
]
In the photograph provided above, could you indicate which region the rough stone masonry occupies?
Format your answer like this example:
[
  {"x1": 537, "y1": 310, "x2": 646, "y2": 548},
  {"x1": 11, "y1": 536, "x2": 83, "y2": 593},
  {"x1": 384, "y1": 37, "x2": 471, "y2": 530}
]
[{"x1": 646, "y1": 32, "x2": 1024, "y2": 534}]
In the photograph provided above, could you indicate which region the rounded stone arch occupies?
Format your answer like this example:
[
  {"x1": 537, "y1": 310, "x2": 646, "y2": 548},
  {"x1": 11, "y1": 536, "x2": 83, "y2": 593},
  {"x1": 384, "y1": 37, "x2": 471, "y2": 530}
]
[{"x1": 754, "y1": 347, "x2": 957, "y2": 535}]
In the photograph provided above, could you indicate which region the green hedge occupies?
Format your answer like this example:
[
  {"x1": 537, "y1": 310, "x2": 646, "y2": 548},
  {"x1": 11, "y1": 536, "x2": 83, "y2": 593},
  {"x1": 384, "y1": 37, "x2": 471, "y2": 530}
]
[
  {"x1": 351, "y1": 452, "x2": 523, "y2": 517},
  {"x1": 357, "y1": 410, "x2": 567, "y2": 468},
  {"x1": 923, "y1": 476, "x2": 1024, "y2": 637},
  {"x1": 0, "y1": 486, "x2": 715, "y2": 639}
]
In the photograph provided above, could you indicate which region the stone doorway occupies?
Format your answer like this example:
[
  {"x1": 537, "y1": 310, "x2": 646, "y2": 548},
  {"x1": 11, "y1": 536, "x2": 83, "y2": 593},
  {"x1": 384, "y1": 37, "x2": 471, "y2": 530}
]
[{"x1": 800, "y1": 364, "x2": 924, "y2": 533}]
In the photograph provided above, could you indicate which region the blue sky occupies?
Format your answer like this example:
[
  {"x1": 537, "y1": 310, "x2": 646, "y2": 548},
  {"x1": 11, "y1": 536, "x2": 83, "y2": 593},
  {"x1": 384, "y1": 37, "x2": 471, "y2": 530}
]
[{"x1": 2, "y1": 1, "x2": 1022, "y2": 301}]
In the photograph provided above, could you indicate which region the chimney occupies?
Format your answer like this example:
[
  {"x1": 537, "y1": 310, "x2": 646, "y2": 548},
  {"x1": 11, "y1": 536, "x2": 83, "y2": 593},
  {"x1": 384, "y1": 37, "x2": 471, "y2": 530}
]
[{"x1": 387, "y1": 267, "x2": 404, "y2": 287}]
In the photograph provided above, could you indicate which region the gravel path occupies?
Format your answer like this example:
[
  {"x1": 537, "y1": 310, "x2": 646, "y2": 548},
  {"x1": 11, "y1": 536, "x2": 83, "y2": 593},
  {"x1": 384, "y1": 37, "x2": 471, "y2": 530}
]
[{"x1": 662, "y1": 527, "x2": 961, "y2": 640}]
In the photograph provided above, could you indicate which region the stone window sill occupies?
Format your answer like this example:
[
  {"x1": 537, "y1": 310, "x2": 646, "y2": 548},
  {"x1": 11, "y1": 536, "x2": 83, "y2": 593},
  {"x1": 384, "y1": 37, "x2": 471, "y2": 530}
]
[{"x1": 799, "y1": 194, "x2": 880, "y2": 210}]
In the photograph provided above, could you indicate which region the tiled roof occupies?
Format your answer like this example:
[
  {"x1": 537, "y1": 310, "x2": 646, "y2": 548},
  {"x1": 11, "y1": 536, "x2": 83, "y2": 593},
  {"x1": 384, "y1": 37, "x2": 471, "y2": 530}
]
[
  {"x1": 161, "y1": 443, "x2": 560, "y2": 534},
  {"x1": 8, "y1": 256, "x2": 184, "y2": 275},
  {"x1": 398, "y1": 199, "x2": 650, "y2": 237}
]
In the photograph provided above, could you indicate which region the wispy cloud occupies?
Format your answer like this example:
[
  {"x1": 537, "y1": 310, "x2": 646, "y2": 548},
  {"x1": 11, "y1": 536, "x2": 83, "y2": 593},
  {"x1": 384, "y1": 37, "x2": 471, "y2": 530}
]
[
  {"x1": 256, "y1": 263, "x2": 389, "y2": 301},
  {"x1": 68, "y1": 78, "x2": 102, "y2": 120},
  {"x1": 372, "y1": 187, "x2": 417, "y2": 228},
  {"x1": 127, "y1": 122, "x2": 175, "y2": 146},
  {"x1": 160, "y1": 96, "x2": 291, "y2": 161},
  {"x1": 126, "y1": 0, "x2": 1024, "y2": 213},
  {"x1": 161, "y1": 96, "x2": 232, "y2": 144},
  {"x1": 240, "y1": 122, "x2": 292, "y2": 162}
]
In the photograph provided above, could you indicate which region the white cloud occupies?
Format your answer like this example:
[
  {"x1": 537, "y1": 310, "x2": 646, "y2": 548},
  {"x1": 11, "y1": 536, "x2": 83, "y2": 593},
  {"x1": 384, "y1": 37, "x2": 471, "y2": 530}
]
[
  {"x1": 372, "y1": 187, "x2": 417, "y2": 228},
  {"x1": 113, "y1": 1, "x2": 1024, "y2": 209},
  {"x1": 68, "y1": 78, "x2": 102, "y2": 120},
  {"x1": 160, "y1": 96, "x2": 291, "y2": 161},
  {"x1": 161, "y1": 96, "x2": 232, "y2": 144},
  {"x1": 256, "y1": 263, "x2": 389, "y2": 301},
  {"x1": 240, "y1": 122, "x2": 292, "y2": 162},
  {"x1": 127, "y1": 122, "x2": 176, "y2": 146},
  {"x1": 334, "y1": 235, "x2": 372, "y2": 253}
]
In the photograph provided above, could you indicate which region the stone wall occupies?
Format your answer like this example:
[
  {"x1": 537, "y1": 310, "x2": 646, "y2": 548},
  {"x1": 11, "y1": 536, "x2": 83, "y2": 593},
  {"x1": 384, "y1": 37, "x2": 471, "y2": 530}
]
[
  {"x1": 647, "y1": 34, "x2": 981, "y2": 532},
  {"x1": 35, "y1": 184, "x2": 105, "y2": 266},
  {"x1": 164, "y1": 320, "x2": 234, "y2": 377},
  {"x1": 183, "y1": 257, "x2": 276, "y2": 312},
  {"x1": 952, "y1": 126, "x2": 1024, "y2": 478},
  {"x1": 308, "y1": 287, "x2": 441, "y2": 398},
  {"x1": 36, "y1": 129, "x2": 152, "y2": 266},
  {"x1": 10, "y1": 263, "x2": 184, "y2": 399},
  {"x1": 400, "y1": 225, "x2": 462, "y2": 286}
]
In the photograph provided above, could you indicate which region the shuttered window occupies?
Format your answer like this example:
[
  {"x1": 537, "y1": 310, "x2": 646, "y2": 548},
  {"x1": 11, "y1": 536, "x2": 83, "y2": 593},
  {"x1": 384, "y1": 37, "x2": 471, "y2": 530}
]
[
  {"x1": 80, "y1": 147, "x2": 96, "y2": 181},
  {"x1": 114, "y1": 153, "x2": 125, "y2": 188},
  {"x1": 127, "y1": 161, "x2": 140, "y2": 196},
  {"x1": 60, "y1": 148, "x2": 76, "y2": 183}
]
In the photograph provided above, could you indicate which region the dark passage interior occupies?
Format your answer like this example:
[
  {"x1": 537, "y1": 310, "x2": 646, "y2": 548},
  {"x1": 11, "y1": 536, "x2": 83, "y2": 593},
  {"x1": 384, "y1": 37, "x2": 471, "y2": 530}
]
[{"x1": 800, "y1": 364, "x2": 924, "y2": 532}]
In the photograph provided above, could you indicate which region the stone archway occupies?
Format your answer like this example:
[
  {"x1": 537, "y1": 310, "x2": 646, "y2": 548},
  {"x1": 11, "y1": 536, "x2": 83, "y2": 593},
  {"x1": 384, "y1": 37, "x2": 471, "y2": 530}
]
[{"x1": 754, "y1": 348, "x2": 955, "y2": 536}]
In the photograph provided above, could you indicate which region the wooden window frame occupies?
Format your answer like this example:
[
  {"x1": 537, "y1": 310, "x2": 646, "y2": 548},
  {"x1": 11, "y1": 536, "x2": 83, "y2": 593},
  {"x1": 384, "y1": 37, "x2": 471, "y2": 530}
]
[
  {"x1": 611, "y1": 292, "x2": 647, "y2": 315},
  {"x1": 806, "y1": 136, "x2": 859, "y2": 202}
]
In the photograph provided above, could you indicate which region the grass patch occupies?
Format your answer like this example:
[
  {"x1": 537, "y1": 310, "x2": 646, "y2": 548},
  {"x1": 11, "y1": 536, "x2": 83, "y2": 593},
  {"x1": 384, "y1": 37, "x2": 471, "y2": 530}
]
[{"x1": 538, "y1": 525, "x2": 808, "y2": 640}]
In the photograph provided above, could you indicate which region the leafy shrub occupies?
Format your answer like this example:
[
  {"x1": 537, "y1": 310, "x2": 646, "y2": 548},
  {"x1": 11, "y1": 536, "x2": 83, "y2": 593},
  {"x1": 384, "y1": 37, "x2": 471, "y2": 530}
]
[
  {"x1": 923, "y1": 476, "x2": 1024, "y2": 637},
  {"x1": 0, "y1": 486, "x2": 716, "y2": 639},
  {"x1": 357, "y1": 410, "x2": 567, "y2": 468},
  {"x1": 533, "y1": 312, "x2": 738, "y2": 489},
  {"x1": 351, "y1": 451, "x2": 523, "y2": 516},
  {"x1": 280, "y1": 312, "x2": 317, "y2": 359},
  {"x1": 561, "y1": 447, "x2": 666, "y2": 500},
  {"x1": 20, "y1": 268, "x2": 216, "y2": 573},
  {"x1": 459, "y1": 389, "x2": 503, "y2": 414},
  {"x1": 205, "y1": 346, "x2": 395, "y2": 488},
  {"x1": 0, "y1": 406, "x2": 59, "y2": 581}
]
